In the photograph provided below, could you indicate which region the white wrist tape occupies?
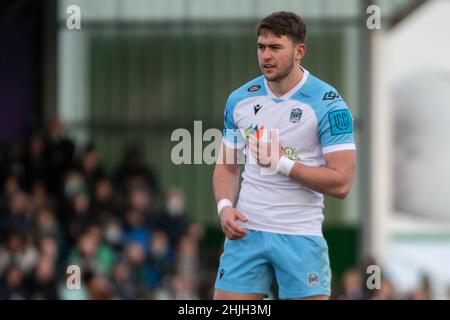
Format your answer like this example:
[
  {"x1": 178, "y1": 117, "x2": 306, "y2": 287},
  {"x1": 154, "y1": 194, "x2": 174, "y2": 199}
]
[
  {"x1": 217, "y1": 199, "x2": 233, "y2": 215},
  {"x1": 277, "y1": 156, "x2": 295, "y2": 176}
]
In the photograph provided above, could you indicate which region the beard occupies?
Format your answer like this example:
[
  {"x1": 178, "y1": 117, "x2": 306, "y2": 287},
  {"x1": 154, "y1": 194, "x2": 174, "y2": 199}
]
[{"x1": 262, "y1": 54, "x2": 295, "y2": 82}]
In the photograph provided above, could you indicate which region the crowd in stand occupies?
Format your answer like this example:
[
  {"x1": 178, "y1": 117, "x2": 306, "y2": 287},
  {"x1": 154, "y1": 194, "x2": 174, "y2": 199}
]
[
  {"x1": 0, "y1": 119, "x2": 440, "y2": 300},
  {"x1": 0, "y1": 119, "x2": 218, "y2": 299},
  {"x1": 331, "y1": 260, "x2": 435, "y2": 300}
]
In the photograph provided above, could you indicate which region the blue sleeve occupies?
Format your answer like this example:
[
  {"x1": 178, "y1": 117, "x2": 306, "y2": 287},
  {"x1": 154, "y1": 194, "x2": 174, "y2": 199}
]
[
  {"x1": 223, "y1": 95, "x2": 245, "y2": 149},
  {"x1": 318, "y1": 102, "x2": 355, "y2": 152}
]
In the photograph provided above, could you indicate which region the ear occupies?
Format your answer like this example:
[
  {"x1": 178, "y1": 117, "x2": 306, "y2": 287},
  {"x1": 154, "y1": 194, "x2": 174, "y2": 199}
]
[{"x1": 295, "y1": 43, "x2": 306, "y2": 61}]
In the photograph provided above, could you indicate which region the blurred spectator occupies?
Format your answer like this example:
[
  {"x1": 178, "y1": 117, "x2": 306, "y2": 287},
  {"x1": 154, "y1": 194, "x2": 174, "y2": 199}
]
[
  {"x1": 128, "y1": 186, "x2": 153, "y2": 216},
  {"x1": 170, "y1": 274, "x2": 199, "y2": 300},
  {"x1": 0, "y1": 191, "x2": 31, "y2": 236},
  {"x1": 337, "y1": 268, "x2": 364, "y2": 300},
  {"x1": 103, "y1": 218, "x2": 123, "y2": 250},
  {"x1": 33, "y1": 206, "x2": 60, "y2": 240},
  {"x1": 156, "y1": 187, "x2": 204, "y2": 249},
  {"x1": 67, "y1": 225, "x2": 115, "y2": 277},
  {"x1": 20, "y1": 134, "x2": 50, "y2": 192},
  {"x1": 123, "y1": 209, "x2": 151, "y2": 251},
  {"x1": 175, "y1": 234, "x2": 200, "y2": 298},
  {"x1": 62, "y1": 171, "x2": 87, "y2": 201},
  {"x1": 59, "y1": 171, "x2": 89, "y2": 236},
  {"x1": 30, "y1": 181, "x2": 54, "y2": 210},
  {"x1": 38, "y1": 235, "x2": 59, "y2": 261},
  {"x1": 3, "y1": 175, "x2": 21, "y2": 199},
  {"x1": 0, "y1": 176, "x2": 20, "y2": 219},
  {"x1": 66, "y1": 192, "x2": 94, "y2": 246},
  {"x1": 110, "y1": 260, "x2": 137, "y2": 300},
  {"x1": 143, "y1": 230, "x2": 174, "y2": 289},
  {"x1": 30, "y1": 256, "x2": 58, "y2": 300},
  {"x1": 123, "y1": 242, "x2": 148, "y2": 298},
  {"x1": 115, "y1": 146, "x2": 158, "y2": 196},
  {"x1": 0, "y1": 265, "x2": 30, "y2": 299},
  {"x1": 408, "y1": 274, "x2": 432, "y2": 300},
  {"x1": 84, "y1": 272, "x2": 113, "y2": 300},
  {"x1": 0, "y1": 231, "x2": 38, "y2": 276},
  {"x1": 45, "y1": 117, "x2": 75, "y2": 197},
  {"x1": 92, "y1": 178, "x2": 119, "y2": 223},
  {"x1": 78, "y1": 144, "x2": 104, "y2": 196},
  {"x1": 371, "y1": 277, "x2": 395, "y2": 300},
  {"x1": 156, "y1": 187, "x2": 190, "y2": 247}
]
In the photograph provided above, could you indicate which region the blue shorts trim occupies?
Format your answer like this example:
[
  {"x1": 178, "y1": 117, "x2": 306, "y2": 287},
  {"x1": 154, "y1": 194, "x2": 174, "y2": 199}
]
[
  {"x1": 214, "y1": 229, "x2": 332, "y2": 299},
  {"x1": 214, "y1": 283, "x2": 271, "y2": 298},
  {"x1": 280, "y1": 288, "x2": 331, "y2": 299}
]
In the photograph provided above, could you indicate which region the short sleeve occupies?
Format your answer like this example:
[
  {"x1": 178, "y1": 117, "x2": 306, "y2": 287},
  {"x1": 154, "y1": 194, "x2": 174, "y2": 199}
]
[
  {"x1": 223, "y1": 95, "x2": 245, "y2": 149},
  {"x1": 318, "y1": 103, "x2": 356, "y2": 154}
]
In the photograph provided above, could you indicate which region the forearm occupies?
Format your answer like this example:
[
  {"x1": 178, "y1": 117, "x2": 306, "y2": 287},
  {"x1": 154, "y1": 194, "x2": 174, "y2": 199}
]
[
  {"x1": 288, "y1": 162, "x2": 352, "y2": 199},
  {"x1": 213, "y1": 163, "x2": 240, "y2": 204}
]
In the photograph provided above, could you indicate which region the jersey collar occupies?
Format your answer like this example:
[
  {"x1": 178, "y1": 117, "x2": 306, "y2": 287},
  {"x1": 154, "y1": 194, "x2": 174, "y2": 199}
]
[{"x1": 264, "y1": 67, "x2": 309, "y2": 101}]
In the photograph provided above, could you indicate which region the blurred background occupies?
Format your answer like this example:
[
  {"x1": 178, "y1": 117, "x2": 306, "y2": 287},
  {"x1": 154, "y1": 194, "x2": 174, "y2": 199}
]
[{"x1": 0, "y1": 0, "x2": 449, "y2": 299}]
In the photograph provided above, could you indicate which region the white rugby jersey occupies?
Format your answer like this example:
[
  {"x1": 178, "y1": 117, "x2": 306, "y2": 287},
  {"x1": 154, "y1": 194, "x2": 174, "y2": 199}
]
[{"x1": 222, "y1": 69, "x2": 356, "y2": 235}]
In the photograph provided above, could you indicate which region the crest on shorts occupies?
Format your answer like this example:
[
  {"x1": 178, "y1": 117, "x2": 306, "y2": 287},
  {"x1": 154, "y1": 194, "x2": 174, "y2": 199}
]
[
  {"x1": 290, "y1": 108, "x2": 302, "y2": 123},
  {"x1": 307, "y1": 273, "x2": 319, "y2": 286}
]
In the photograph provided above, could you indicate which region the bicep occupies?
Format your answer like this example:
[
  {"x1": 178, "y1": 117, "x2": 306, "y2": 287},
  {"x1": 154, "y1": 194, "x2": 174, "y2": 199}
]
[
  {"x1": 323, "y1": 150, "x2": 356, "y2": 178},
  {"x1": 216, "y1": 142, "x2": 243, "y2": 173}
]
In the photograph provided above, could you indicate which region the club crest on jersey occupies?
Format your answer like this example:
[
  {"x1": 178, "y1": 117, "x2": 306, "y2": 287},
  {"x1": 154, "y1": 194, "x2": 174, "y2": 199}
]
[
  {"x1": 289, "y1": 108, "x2": 303, "y2": 123},
  {"x1": 307, "y1": 273, "x2": 319, "y2": 286}
]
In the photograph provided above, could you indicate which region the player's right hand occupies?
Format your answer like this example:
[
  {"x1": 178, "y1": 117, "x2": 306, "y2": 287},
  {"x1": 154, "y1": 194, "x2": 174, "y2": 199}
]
[{"x1": 219, "y1": 207, "x2": 248, "y2": 240}]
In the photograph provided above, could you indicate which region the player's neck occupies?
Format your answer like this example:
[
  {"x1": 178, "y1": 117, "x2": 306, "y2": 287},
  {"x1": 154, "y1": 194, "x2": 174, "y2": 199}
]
[{"x1": 267, "y1": 65, "x2": 304, "y2": 98}]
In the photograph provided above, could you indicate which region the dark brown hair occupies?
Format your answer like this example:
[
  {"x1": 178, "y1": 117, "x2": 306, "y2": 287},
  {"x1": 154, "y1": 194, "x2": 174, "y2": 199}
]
[{"x1": 256, "y1": 11, "x2": 306, "y2": 44}]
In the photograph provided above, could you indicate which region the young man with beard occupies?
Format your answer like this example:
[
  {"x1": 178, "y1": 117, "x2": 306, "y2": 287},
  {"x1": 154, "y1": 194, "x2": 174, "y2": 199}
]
[{"x1": 213, "y1": 11, "x2": 356, "y2": 300}]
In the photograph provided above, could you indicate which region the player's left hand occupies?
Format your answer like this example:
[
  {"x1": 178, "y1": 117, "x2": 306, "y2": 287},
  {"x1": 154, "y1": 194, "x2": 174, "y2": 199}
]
[{"x1": 248, "y1": 129, "x2": 283, "y2": 169}]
